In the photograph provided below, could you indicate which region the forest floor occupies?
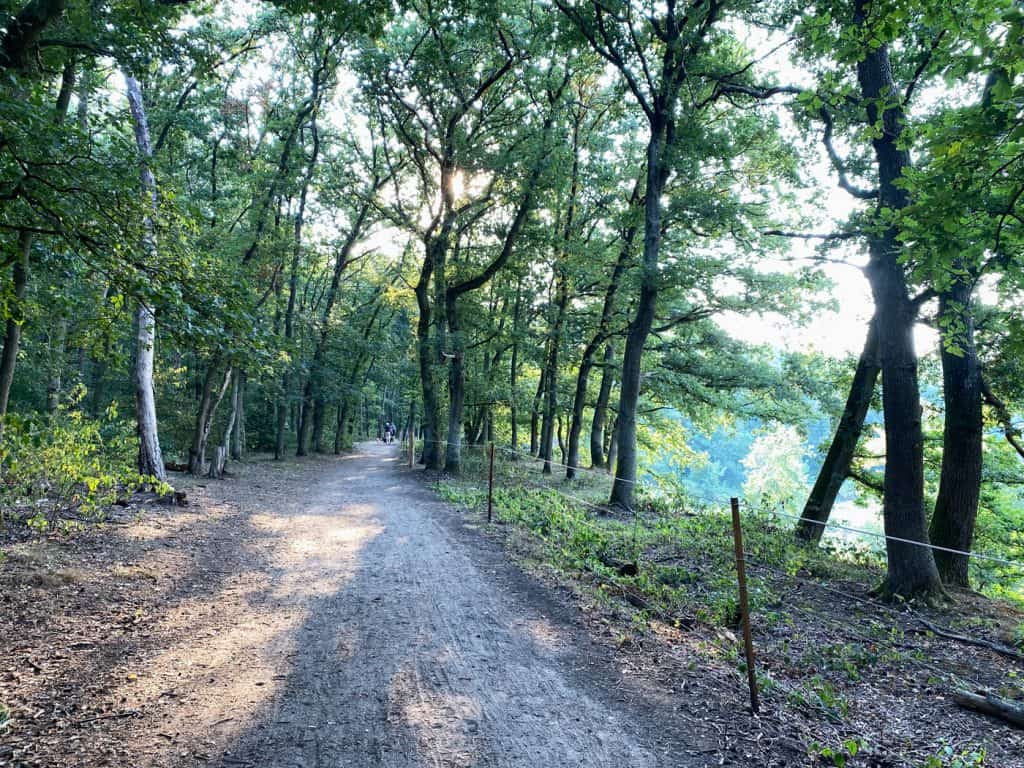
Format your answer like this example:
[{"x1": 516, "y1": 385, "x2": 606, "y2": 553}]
[{"x1": 0, "y1": 443, "x2": 1021, "y2": 768}]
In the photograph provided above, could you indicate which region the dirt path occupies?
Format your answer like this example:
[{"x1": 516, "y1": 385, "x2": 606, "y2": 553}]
[
  {"x1": 211, "y1": 442, "x2": 671, "y2": 767},
  {"x1": 1, "y1": 443, "x2": 711, "y2": 767}
]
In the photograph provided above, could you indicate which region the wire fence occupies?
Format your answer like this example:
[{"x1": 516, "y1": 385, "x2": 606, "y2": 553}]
[
  {"x1": 397, "y1": 434, "x2": 1024, "y2": 740},
  {"x1": 409, "y1": 436, "x2": 1024, "y2": 571}
]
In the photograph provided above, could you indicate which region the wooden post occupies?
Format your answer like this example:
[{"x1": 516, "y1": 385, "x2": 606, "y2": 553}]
[
  {"x1": 730, "y1": 497, "x2": 759, "y2": 713},
  {"x1": 487, "y1": 442, "x2": 495, "y2": 523}
]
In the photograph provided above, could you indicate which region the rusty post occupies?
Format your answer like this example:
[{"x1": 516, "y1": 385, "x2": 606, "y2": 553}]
[
  {"x1": 487, "y1": 442, "x2": 495, "y2": 523},
  {"x1": 730, "y1": 497, "x2": 759, "y2": 713}
]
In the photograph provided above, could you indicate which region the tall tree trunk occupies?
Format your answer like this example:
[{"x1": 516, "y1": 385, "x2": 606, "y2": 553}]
[
  {"x1": 797, "y1": 319, "x2": 880, "y2": 543},
  {"x1": 566, "y1": 204, "x2": 635, "y2": 478},
  {"x1": 540, "y1": 273, "x2": 569, "y2": 474},
  {"x1": 854, "y1": 0, "x2": 942, "y2": 599},
  {"x1": 610, "y1": 120, "x2": 669, "y2": 508},
  {"x1": 231, "y1": 370, "x2": 245, "y2": 460},
  {"x1": 606, "y1": 413, "x2": 619, "y2": 477},
  {"x1": 590, "y1": 343, "x2": 615, "y2": 469},
  {"x1": 509, "y1": 282, "x2": 522, "y2": 453},
  {"x1": 440, "y1": 79, "x2": 565, "y2": 471},
  {"x1": 189, "y1": 363, "x2": 231, "y2": 475},
  {"x1": 125, "y1": 74, "x2": 167, "y2": 483},
  {"x1": 311, "y1": 397, "x2": 326, "y2": 453},
  {"x1": 416, "y1": 232, "x2": 445, "y2": 469},
  {"x1": 929, "y1": 282, "x2": 983, "y2": 587},
  {"x1": 296, "y1": 377, "x2": 313, "y2": 456},
  {"x1": 444, "y1": 297, "x2": 466, "y2": 472},
  {"x1": 0, "y1": 62, "x2": 75, "y2": 428},
  {"x1": 530, "y1": 367, "x2": 545, "y2": 456},
  {"x1": 334, "y1": 400, "x2": 350, "y2": 454},
  {"x1": 277, "y1": 186, "x2": 307, "y2": 460},
  {"x1": 0, "y1": 232, "x2": 30, "y2": 436},
  {"x1": 45, "y1": 314, "x2": 67, "y2": 412}
]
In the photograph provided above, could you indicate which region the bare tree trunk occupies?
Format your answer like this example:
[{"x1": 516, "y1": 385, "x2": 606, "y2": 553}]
[
  {"x1": 610, "y1": 119, "x2": 669, "y2": 508},
  {"x1": 125, "y1": 74, "x2": 167, "y2": 483},
  {"x1": 797, "y1": 319, "x2": 879, "y2": 543},
  {"x1": 0, "y1": 232, "x2": 30, "y2": 436},
  {"x1": 853, "y1": 0, "x2": 941, "y2": 599},
  {"x1": 540, "y1": 274, "x2": 569, "y2": 474},
  {"x1": 277, "y1": 190, "x2": 305, "y2": 460},
  {"x1": 220, "y1": 369, "x2": 240, "y2": 461},
  {"x1": 530, "y1": 366, "x2": 546, "y2": 457},
  {"x1": 590, "y1": 344, "x2": 615, "y2": 469},
  {"x1": 509, "y1": 284, "x2": 521, "y2": 453},
  {"x1": 606, "y1": 414, "x2": 619, "y2": 477},
  {"x1": 929, "y1": 282, "x2": 983, "y2": 587},
  {"x1": 190, "y1": 363, "x2": 232, "y2": 476},
  {"x1": 415, "y1": 235, "x2": 444, "y2": 469},
  {"x1": 444, "y1": 298, "x2": 466, "y2": 472},
  {"x1": 231, "y1": 370, "x2": 245, "y2": 460},
  {"x1": 311, "y1": 397, "x2": 326, "y2": 453},
  {"x1": 45, "y1": 314, "x2": 67, "y2": 412}
]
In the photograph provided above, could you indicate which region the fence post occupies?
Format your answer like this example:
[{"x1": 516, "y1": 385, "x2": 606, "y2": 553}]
[
  {"x1": 730, "y1": 497, "x2": 759, "y2": 714},
  {"x1": 487, "y1": 442, "x2": 495, "y2": 523}
]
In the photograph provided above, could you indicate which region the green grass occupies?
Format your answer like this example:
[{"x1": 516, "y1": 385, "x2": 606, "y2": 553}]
[{"x1": 434, "y1": 451, "x2": 880, "y2": 629}]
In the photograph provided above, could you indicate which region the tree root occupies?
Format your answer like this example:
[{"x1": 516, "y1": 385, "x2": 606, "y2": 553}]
[{"x1": 917, "y1": 618, "x2": 1024, "y2": 662}]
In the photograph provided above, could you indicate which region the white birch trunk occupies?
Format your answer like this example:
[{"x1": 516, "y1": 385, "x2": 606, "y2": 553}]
[{"x1": 125, "y1": 74, "x2": 167, "y2": 483}]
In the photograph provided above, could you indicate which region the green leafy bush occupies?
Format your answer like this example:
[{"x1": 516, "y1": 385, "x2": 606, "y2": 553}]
[{"x1": 0, "y1": 391, "x2": 167, "y2": 529}]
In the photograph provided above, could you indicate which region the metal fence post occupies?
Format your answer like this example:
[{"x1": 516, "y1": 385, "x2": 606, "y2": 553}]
[{"x1": 730, "y1": 497, "x2": 759, "y2": 713}]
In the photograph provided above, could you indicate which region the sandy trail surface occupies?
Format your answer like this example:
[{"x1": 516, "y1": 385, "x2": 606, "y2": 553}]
[{"x1": 210, "y1": 442, "x2": 667, "y2": 767}]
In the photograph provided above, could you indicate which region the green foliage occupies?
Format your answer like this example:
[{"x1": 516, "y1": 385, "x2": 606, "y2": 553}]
[
  {"x1": 921, "y1": 744, "x2": 987, "y2": 768},
  {"x1": 787, "y1": 676, "x2": 849, "y2": 723},
  {"x1": 741, "y1": 424, "x2": 810, "y2": 511},
  {"x1": 0, "y1": 390, "x2": 166, "y2": 528},
  {"x1": 808, "y1": 737, "x2": 864, "y2": 767}
]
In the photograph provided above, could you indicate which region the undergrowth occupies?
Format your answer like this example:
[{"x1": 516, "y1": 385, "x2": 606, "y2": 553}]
[{"x1": 0, "y1": 389, "x2": 170, "y2": 531}]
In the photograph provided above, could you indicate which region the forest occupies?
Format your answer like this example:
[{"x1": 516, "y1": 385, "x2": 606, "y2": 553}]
[{"x1": 1, "y1": 0, "x2": 1024, "y2": 765}]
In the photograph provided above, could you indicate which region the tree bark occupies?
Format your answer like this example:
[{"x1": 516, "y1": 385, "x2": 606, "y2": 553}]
[
  {"x1": 854, "y1": 0, "x2": 942, "y2": 599},
  {"x1": 277, "y1": 189, "x2": 306, "y2": 459},
  {"x1": 530, "y1": 366, "x2": 545, "y2": 457},
  {"x1": 606, "y1": 413, "x2": 619, "y2": 476},
  {"x1": 590, "y1": 343, "x2": 615, "y2": 469},
  {"x1": 929, "y1": 282, "x2": 983, "y2": 587},
  {"x1": 231, "y1": 370, "x2": 245, "y2": 460},
  {"x1": 540, "y1": 272, "x2": 569, "y2": 474},
  {"x1": 797, "y1": 319, "x2": 880, "y2": 542},
  {"x1": 45, "y1": 314, "x2": 67, "y2": 412},
  {"x1": 509, "y1": 282, "x2": 522, "y2": 453},
  {"x1": 188, "y1": 362, "x2": 231, "y2": 475},
  {"x1": 566, "y1": 207, "x2": 635, "y2": 478},
  {"x1": 125, "y1": 74, "x2": 167, "y2": 483},
  {"x1": 610, "y1": 118, "x2": 669, "y2": 507},
  {"x1": 0, "y1": 233, "x2": 30, "y2": 435},
  {"x1": 444, "y1": 294, "x2": 467, "y2": 472},
  {"x1": 416, "y1": 226, "x2": 447, "y2": 469}
]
